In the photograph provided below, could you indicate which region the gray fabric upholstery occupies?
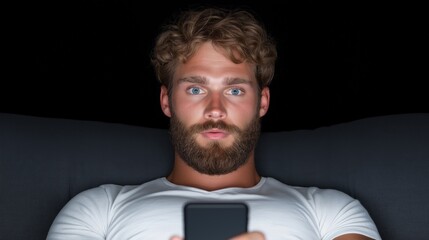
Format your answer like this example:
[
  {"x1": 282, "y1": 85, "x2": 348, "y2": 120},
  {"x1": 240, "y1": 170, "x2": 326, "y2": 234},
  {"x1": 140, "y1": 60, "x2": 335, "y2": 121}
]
[{"x1": 1, "y1": 113, "x2": 428, "y2": 240}]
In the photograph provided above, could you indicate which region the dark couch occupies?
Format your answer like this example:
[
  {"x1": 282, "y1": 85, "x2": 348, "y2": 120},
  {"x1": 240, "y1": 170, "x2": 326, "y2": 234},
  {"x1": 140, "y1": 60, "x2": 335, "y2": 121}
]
[{"x1": 1, "y1": 112, "x2": 428, "y2": 240}]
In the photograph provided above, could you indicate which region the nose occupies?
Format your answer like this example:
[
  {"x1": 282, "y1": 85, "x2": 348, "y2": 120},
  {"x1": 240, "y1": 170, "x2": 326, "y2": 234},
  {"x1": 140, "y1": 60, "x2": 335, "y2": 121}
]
[{"x1": 204, "y1": 92, "x2": 226, "y2": 120}]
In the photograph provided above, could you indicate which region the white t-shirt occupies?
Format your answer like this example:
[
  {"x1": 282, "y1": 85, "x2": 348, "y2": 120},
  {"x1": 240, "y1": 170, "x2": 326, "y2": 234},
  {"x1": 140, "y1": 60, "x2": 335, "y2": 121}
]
[{"x1": 47, "y1": 177, "x2": 381, "y2": 240}]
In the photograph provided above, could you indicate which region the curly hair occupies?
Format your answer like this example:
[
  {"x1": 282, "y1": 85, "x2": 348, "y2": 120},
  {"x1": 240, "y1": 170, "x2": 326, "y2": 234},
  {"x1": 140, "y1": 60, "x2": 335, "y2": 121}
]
[{"x1": 150, "y1": 7, "x2": 277, "y2": 90}]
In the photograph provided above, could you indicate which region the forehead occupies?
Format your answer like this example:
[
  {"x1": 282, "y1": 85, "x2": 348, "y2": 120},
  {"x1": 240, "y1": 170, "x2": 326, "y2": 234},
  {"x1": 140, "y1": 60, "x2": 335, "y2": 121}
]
[
  {"x1": 177, "y1": 76, "x2": 254, "y2": 86},
  {"x1": 173, "y1": 42, "x2": 257, "y2": 85}
]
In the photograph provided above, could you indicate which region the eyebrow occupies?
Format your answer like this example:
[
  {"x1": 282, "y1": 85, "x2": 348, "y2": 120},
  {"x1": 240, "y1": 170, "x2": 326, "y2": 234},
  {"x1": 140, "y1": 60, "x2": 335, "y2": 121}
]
[
  {"x1": 177, "y1": 76, "x2": 207, "y2": 85},
  {"x1": 177, "y1": 76, "x2": 251, "y2": 85},
  {"x1": 224, "y1": 77, "x2": 251, "y2": 85}
]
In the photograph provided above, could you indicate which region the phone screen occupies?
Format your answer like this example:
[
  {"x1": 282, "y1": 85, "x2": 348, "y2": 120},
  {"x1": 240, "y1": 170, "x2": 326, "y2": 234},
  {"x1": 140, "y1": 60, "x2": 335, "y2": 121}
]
[{"x1": 184, "y1": 202, "x2": 248, "y2": 240}]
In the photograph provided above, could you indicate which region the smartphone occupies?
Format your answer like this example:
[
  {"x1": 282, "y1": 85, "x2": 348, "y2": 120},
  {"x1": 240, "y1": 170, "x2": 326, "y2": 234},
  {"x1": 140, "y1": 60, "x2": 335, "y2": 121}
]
[{"x1": 184, "y1": 202, "x2": 248, "y2": 240}]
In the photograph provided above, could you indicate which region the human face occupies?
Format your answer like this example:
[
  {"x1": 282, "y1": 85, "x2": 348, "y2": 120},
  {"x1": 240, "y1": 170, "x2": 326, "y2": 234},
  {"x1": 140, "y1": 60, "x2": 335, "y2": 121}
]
[{"x1": 160, "y1": 42, "x2": 270, "y2": 174}]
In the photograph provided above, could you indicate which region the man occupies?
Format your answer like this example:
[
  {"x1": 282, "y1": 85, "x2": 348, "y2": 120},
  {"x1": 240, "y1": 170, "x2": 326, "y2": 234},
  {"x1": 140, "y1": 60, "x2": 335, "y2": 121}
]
[{"x1": 47, "y1": 7, "x2": 381, "y2": 240}]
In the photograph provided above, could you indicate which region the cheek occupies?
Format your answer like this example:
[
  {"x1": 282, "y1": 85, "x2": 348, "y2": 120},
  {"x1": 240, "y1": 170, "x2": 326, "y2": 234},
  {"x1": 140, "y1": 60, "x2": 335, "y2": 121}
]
[
  {"x1": 228, "y1": 101, "x2": 259, "y2": 125},
  {"x1": 171, "y1": 97, "x2": 204, "y2": 125}
]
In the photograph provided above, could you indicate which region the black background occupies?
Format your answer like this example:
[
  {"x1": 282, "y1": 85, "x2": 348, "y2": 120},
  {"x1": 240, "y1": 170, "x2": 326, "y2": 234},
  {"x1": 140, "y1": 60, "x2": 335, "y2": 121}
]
[{"x1": 2, "y1": 1, "x2": 428, "y2": 132}]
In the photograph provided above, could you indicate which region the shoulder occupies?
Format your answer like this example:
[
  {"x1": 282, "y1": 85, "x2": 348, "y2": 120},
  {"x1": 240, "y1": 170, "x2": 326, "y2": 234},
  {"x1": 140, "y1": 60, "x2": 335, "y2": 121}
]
[
  {"x1": 57, "y1": 185, "x2": 122, "y2": 217},
  {"x1": 71, "y1": 184, "x2": 123, "y2": 203},
  {"x1": 263, "y1": 177, "x2": 355, "y2": 205},
  {"x1": 47, "y1": 186, "x2": 115, "y2": 239},
  {"x1": 47, "y1": 178, "x2": 168, "y2": 239},
  {"x1": 264, "y1": 178, "x2": 380, "y2": 238},
  {"x1": 58, "y1": 178, "x2": 164, "y2": 217}
]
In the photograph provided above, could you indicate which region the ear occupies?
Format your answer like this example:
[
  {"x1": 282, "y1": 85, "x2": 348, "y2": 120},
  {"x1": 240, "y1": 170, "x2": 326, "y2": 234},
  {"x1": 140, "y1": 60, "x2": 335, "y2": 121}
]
[
  {"x1": 259, "y1": 87, "x2": 270, "y2": 117},
  {"x1": 160, "y1": 85, "x2": 171, "y2": 117}
]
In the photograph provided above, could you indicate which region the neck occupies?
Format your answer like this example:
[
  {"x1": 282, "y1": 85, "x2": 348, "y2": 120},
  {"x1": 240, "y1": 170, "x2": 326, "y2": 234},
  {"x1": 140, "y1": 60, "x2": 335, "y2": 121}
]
[{"x1": 167, "y1": 152, "x2": 261, "y2": 191}]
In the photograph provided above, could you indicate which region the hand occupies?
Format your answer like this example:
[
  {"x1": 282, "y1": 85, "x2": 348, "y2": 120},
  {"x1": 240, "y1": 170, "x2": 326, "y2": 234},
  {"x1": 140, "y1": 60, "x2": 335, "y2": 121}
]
[
  {"x1": 169, "y1": 231, "x2": 265, "y2": 240},
  {"x1": 230, "y1": 231, "x2": 265, "y2": 240}
]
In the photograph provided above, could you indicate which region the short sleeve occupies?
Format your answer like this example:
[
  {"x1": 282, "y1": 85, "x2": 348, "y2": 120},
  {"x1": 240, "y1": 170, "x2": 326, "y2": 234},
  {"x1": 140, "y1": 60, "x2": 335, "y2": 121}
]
[
  {"x1": 46, "y1": 185, "x2": 120, "y2": 240},
  {"x1": 313, "y1": 189, "x2": 381, "y2": 240}
]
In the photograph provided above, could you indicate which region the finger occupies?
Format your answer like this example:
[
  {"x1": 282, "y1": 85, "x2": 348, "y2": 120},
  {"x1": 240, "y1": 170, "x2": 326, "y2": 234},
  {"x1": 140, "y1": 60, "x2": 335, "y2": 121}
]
[
  {"x1": 230, "y1": 231, "x2": 265, "y2": 240},
  {"x1": 169, "y1": 235, "x2": 183, "y2": 240}
]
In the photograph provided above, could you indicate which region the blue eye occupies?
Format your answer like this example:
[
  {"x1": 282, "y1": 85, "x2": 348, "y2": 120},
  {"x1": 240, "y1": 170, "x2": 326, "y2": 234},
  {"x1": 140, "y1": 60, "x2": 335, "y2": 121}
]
[
  {"x1": 228, "y1": 88, "x2": 243, "y2": 96},
  {"x1": 187, "y1": 87, "x2": 204, "y2": 95}
]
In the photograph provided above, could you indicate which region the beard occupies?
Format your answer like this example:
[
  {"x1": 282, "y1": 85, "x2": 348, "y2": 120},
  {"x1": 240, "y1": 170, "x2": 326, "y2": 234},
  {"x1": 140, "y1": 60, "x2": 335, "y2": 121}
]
[{"x1": 169, "y1": 114, "x2": 261, "y2": 175}]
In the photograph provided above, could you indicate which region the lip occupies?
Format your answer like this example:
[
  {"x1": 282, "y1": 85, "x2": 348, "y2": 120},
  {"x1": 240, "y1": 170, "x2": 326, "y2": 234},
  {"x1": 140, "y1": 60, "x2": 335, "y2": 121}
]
[{"x1": 200, "y1": 128, "x2": 229, "y2": 140}]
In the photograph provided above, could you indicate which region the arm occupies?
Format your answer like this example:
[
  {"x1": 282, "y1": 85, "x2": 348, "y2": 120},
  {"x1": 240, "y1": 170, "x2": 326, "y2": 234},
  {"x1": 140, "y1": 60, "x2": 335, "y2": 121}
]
[
  {"x1": 313, "y1": 189, "x2": 381, "y2": 240},
  {"x1": 231, "y1": 232, "x2": 374, "y2": 240},
  {"x1": 170, "y1": 231, "x2": 265, "y2": 240},
  {"x1": 171, "y1": 231, "x2": 374, "y2": 240},
  {"x1": 334, "y1": 233, "x2": 374, "y2": 240},
  {"x1": 230, "y1": 231, "x2": 265, "y2": 240},
  {"x1": 47, "y1": 186, "x2": 113, "y2": 240}
]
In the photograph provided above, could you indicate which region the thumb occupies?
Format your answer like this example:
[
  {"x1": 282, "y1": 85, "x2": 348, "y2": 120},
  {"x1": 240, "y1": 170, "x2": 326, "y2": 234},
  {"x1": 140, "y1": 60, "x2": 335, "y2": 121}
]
[{"x1": 169, "y1": 235, "x2": 183, "y2": 240}]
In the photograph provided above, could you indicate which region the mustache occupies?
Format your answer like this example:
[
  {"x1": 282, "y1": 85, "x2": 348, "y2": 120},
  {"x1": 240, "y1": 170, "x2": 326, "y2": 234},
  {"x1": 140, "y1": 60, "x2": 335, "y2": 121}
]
[{"x1": 189, "y1": 121, "x2": 241, "y2": 134}]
